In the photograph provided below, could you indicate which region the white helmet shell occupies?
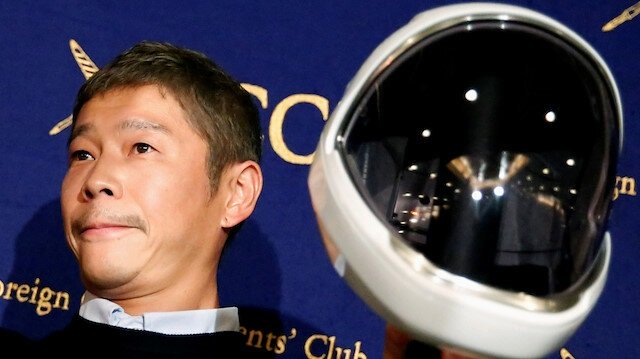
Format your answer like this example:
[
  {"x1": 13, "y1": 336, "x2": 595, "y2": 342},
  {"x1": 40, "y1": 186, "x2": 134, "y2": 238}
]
[{"x1": 309, "y1": 3, "x2": 622, "y2": 358}]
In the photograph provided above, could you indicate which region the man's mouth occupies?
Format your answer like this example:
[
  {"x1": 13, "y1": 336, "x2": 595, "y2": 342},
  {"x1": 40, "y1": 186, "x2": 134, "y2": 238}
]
[
  {"x1": 81, "y1": 222, "x2": 135, "y2": 235},
  {"x1": 72, "y1": 210, "x2": 147, "y2": 238}
]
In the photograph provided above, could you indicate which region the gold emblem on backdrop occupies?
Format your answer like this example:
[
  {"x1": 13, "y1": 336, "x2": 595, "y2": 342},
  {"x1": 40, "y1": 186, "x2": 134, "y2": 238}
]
[
  {"x1": 603, "y1": 1, "x2": 640, "y2": 31},
  {"x1": 560, "y1": 348, "x2": 576, "y2": 359},
  {"x1": 49, "y1": 40, "x2": 97, "y2": 135},
  {"x1": 49, "y1": 39, "x2": 329, "y2": 165}
]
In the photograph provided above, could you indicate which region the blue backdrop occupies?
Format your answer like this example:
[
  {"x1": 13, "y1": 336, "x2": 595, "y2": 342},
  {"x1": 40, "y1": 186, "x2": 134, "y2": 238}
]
[{"x1": 0, "y1": 1, "x2": 638, "y2": 358}]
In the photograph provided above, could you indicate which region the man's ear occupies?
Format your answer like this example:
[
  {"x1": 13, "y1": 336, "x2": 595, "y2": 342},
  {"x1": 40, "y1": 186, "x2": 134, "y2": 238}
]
[{"x1": 220, "y1": 161, "x2": 263, "y2": 229}]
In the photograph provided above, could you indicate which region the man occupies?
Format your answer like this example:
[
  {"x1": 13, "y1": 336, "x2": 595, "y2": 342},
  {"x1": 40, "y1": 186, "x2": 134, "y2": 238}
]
[{"x1": 36, "y1": 41, "x2": 264, "y2": 357}]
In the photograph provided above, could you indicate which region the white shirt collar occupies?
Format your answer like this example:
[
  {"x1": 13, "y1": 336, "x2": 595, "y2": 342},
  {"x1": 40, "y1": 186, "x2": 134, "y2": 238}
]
[{"x1": 78, "y1": 292, "x2": 239, "y2": 335}]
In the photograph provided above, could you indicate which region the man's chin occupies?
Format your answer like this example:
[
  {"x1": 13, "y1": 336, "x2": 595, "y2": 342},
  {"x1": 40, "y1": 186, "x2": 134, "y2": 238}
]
[{"x1": 80, "y1": 262, "x2": 141, "y2": 295}]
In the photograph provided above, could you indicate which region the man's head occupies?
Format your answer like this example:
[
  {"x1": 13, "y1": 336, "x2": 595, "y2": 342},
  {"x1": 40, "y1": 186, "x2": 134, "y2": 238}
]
[
  {"x1": 61, "y1": 42, "x2": 263, "y2": 310},
  {"x1": 72, "y1": 41, "x2": 262, "y2": 193}
]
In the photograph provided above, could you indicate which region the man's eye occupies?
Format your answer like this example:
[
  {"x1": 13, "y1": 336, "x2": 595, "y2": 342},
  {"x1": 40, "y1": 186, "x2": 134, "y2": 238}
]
[
  {"x1": 71, "y1": 150, "x2": 94, "y2": 161},
  {"x1": 134, "y1": 143, "x2": 154, "y2": 154}
]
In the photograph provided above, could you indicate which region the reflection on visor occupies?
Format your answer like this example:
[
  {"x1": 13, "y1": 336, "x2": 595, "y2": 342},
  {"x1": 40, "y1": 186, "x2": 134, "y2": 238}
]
[
  {"x1": 390, "y1": 152, "x2": 572, "y2": 295},
  {"x1": 341, "y1": 21, "x2": 618, "y2": 296}
]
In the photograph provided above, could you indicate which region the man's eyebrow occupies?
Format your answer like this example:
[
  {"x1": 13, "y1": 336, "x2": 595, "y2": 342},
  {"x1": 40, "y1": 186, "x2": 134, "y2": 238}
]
[
  {"x1": 119, "y1": 118, "x2": 171, "y2": 134},
  {"x1": 67, "y1": 119, "x2": 171, "y2": 147},
  {"x1": 68, "y1": 122, "x2": 94, "y2": 146}
]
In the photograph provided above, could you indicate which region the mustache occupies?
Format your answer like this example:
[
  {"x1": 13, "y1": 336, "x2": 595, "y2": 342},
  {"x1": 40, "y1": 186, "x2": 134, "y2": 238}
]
[{"x1": 72, "y1": 208, "x2": 147, "y2": 234}]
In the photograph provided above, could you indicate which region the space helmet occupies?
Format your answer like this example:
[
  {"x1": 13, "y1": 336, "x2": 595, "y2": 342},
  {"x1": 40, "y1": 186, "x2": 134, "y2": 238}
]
[{"x1": 308, "y1": 3, "x2": 622, "y2": 358}]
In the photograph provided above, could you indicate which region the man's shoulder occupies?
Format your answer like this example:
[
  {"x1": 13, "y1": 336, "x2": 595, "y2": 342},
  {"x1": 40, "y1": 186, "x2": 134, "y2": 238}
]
[{"x1": 0, "y1": 327, "x2": 32, "y2": 345}]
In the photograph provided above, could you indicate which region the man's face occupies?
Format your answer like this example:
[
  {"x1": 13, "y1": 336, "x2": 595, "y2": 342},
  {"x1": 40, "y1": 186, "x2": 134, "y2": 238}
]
[{"x1": 61, "y1": 84, "x2": 226, "y2": 299}]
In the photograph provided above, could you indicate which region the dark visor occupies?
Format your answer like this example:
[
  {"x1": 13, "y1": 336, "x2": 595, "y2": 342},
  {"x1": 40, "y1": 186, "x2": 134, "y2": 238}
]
[{"x1": 340, "y1": 20, "x2": 619, "y2": 296}]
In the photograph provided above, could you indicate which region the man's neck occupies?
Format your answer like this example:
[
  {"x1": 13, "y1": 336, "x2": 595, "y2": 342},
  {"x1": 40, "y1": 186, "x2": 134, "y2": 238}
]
[{"x1": 86, "y1": 283, "x2": 219, "y2": 316}]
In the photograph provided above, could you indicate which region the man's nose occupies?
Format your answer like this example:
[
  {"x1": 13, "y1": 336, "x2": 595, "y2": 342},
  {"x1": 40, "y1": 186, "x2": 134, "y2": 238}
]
[{"x1": 81, "y1": 156, "x2": 124, "y2": 201}]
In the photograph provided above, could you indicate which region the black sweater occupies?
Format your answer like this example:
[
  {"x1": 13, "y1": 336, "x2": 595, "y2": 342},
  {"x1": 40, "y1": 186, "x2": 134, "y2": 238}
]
[{"x1": 30, "y1": 315, "x2": 259, "y2": 358}]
